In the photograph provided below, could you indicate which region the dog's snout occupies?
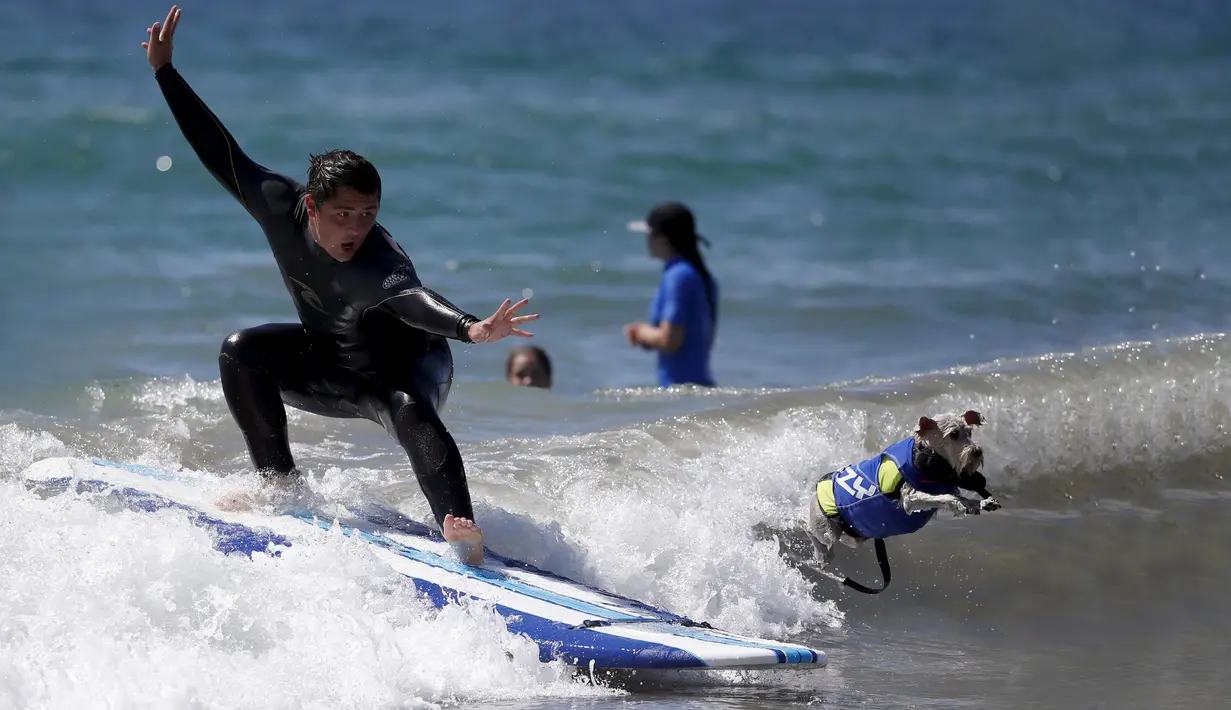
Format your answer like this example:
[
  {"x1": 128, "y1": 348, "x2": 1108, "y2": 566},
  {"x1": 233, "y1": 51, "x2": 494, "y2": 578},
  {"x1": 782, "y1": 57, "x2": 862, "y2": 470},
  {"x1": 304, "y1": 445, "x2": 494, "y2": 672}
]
[{"x1": 972, "y1": 445, "x2": 983, "y2": 457}]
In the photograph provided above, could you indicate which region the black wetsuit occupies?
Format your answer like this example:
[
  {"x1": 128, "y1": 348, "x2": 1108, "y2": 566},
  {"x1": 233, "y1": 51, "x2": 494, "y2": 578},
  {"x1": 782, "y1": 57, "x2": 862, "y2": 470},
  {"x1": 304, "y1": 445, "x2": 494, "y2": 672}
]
[{"x1": 154, "y1": 63, "x2": 481, "y2": 528}]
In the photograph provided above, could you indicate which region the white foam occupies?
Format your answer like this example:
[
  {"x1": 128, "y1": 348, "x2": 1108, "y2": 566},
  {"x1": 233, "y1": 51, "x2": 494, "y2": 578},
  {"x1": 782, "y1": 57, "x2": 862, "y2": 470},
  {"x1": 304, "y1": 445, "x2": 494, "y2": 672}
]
[
  {"x1": 472, "y1": 418, "x2": 849, "y2": 640},
  {"x1": 0, "y1": 423, "x2": 71, "y2": 471},
  {"x1": 0, "y1": 477, "x2": 618, "y2": 709}
]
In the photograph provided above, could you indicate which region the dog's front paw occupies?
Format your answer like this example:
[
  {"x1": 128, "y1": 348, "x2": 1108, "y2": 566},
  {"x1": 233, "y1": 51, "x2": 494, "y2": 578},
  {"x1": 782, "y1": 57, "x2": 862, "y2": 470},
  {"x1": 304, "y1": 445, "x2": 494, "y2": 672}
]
[
  {"x1": 980, "y1": 497, "x2": 1002, "y2": 512},
  {"x1": 961, "y1": 499, "x2": 982, "y2": 516}
]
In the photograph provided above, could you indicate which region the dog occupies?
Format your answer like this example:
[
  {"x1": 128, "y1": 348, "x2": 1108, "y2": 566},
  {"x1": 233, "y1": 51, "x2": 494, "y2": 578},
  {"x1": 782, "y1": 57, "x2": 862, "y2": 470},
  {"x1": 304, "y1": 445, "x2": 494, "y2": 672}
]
[{"x1": 805, "y1": 410, "x2": 1001, "y2": 582}]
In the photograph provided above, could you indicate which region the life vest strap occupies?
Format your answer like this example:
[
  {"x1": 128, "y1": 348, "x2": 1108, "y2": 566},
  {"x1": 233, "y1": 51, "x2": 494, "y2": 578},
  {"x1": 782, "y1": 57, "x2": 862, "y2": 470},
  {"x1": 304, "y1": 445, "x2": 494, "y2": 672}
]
[{"x1": 839, "y1": 538, "x2": 892, "y2": 595}]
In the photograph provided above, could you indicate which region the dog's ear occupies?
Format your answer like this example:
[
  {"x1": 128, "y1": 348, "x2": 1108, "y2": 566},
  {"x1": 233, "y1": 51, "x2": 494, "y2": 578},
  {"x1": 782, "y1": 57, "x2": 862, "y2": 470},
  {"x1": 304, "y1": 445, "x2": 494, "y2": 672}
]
[
  {"x1": 917, "y1": 416, "x2": 938, "y2": 432},
  {"x1": 962, "y1": 410, "x2": 984, "y2": 426}
]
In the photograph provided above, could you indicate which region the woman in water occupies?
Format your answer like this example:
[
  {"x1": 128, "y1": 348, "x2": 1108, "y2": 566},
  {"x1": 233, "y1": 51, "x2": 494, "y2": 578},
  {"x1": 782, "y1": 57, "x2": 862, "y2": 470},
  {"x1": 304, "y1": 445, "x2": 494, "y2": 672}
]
[{"x1": 623, "y1": 201, "x2": 719, "y2": 388}]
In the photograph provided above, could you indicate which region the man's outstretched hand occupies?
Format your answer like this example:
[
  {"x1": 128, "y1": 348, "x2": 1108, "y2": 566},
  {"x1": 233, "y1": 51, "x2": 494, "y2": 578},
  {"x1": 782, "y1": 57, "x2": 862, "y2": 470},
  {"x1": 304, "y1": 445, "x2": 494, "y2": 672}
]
[
  {"x1": 142, "y1": 5, "x2": 181, "y2": 72},
  {"x1": 467, "y1": 298, "x2": 539, "y2": 344}
]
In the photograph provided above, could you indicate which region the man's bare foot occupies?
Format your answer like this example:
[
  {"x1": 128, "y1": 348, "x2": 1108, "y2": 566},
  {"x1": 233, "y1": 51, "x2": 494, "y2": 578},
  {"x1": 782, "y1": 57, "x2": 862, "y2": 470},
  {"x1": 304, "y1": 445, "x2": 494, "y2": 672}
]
[
  {"x1": 214, "y1": 472, "x2": 304, "y2": 513},
  {"x1": 215, "y1": 489, "x2": 257, "y2": 512},
  {"x1": 443, "y1": 514, "x2": 484, "y2": 565}
]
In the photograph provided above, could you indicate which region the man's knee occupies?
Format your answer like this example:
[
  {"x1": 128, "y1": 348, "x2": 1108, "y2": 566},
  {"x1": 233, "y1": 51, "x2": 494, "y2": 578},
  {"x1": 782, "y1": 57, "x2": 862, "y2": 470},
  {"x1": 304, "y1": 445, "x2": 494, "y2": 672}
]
[
  {"x1": 219, "y1": 326, "x2": 284, "y2": 372},
  {"x1": 220, "y1": 329, "x2": 257, "y2": 365}
]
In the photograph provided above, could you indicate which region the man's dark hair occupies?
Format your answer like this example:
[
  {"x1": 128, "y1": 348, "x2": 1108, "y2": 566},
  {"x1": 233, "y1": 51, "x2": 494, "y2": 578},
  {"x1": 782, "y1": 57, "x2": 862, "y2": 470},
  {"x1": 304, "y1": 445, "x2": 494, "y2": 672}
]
[{"x1": 306, "y1": 149, "x2": 382, "y2": 204}]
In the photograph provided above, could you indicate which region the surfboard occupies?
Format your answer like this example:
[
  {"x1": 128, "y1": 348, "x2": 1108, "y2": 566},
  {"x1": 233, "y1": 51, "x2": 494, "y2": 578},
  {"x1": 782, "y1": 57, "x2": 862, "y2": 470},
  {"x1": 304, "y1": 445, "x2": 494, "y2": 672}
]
[{"x1": 20, "y1": 457, "x2": 827, "y2": 673}]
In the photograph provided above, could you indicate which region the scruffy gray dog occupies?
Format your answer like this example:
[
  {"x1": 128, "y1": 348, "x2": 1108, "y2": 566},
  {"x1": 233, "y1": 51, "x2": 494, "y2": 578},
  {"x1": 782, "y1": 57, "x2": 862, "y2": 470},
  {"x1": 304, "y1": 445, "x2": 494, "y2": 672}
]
[{"x1": 806, "y1": 410, "x2": 1001, "y2": 581}]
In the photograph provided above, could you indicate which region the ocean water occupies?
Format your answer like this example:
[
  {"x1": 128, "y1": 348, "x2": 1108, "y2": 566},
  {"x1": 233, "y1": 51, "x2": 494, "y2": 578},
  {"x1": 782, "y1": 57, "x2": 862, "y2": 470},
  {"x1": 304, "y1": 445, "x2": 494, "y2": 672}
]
[{"x1": 3, "y1": 0, "x2": 1231, "y2": 708}]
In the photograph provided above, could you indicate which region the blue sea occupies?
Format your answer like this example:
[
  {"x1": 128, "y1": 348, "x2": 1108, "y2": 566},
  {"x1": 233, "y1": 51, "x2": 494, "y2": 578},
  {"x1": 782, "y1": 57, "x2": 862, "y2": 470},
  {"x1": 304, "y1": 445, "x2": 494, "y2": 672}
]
[{"x1": 3, "y1": 1, "x2": 1231, "y2": 708}]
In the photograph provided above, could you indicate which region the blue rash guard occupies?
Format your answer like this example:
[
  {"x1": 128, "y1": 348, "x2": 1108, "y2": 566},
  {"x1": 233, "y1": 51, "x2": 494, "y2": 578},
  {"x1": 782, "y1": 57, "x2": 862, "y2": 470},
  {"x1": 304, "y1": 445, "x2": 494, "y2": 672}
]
[
  {"x1": 648, "y1": 257, "x2": 717, "y2": 387},
  {"x1": 830, "y1": 438, "x2": 960, "y2": 540}
]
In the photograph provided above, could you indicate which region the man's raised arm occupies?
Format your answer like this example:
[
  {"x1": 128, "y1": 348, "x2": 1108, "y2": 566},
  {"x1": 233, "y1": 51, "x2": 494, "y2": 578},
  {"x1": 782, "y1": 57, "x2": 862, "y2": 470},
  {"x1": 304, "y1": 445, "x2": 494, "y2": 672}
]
[{"x1": 144, "y1": 6, "x2": 291, "y2": 223}]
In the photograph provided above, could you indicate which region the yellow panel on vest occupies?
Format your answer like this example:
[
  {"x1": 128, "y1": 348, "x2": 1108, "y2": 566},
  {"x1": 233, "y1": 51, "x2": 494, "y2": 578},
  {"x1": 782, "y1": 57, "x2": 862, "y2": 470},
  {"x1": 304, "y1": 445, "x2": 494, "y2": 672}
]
[
  {"x1": 877, "y1": 457, "x2": 903, "y2": 494},
  {"x1": 815, "y1": 478, "x2": 838, "y2": 516}
]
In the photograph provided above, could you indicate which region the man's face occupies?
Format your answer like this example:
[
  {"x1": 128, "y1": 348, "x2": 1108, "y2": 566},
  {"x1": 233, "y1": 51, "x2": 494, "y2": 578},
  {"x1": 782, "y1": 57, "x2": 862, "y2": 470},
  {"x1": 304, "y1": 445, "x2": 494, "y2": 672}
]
[{"x1": 305, "y1": 187, "x2": 380, "y2": 261}]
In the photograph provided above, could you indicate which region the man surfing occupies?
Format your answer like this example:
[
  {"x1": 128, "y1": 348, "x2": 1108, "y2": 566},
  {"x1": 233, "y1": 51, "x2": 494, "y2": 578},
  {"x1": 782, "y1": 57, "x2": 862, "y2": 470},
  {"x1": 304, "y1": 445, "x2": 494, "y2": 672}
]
[{"x1": 140, "y1": 6, "x2": 537, "y2": 565}]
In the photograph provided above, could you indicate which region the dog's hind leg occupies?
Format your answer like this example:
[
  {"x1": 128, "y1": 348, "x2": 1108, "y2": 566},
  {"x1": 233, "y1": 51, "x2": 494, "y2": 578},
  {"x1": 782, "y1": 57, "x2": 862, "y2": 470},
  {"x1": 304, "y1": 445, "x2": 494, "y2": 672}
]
[
  {"x1": 806, "y1": 528, "x2": 837, "y2": 569},
  {"x1": 806, "y1": 495, "x2": 839, "y2": 569},
  {"x1": 838, "y1": 533, "x2": 867, "y2": 549}
]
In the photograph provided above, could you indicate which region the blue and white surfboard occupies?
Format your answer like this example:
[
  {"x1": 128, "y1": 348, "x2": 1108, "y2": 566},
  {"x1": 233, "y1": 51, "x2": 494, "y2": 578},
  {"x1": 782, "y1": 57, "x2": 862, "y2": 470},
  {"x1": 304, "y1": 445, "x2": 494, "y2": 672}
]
[{"x1": 21, "y1": 457, "x2": 827, "y2": 672}]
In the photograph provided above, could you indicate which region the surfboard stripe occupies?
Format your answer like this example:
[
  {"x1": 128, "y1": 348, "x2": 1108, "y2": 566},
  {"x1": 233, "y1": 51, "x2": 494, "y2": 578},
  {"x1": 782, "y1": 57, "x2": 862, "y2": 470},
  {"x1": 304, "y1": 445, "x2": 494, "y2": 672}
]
[
  {"x1": 294, "y1": 514, "x2": 816, "y2": 662},
  {"x1": 293, "y1": 512, "x2": 648, "y2": 622},
  {"x1": 403, "y1": 574, "x2": 708, "y2": 669},
  {"x1": 347, "y1": 500, "x2": 694, "y2": 621}
]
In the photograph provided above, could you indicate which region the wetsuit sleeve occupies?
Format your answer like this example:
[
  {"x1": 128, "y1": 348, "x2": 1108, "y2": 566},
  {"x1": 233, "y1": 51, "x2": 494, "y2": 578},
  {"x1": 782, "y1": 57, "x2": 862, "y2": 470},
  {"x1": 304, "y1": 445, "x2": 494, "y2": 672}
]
[
  {"x1": 153, "y1": 63, "x2": 298, "y2": 226},
  {"x1": 377, "y1": 288, "x2": 482, "y2": 343}
]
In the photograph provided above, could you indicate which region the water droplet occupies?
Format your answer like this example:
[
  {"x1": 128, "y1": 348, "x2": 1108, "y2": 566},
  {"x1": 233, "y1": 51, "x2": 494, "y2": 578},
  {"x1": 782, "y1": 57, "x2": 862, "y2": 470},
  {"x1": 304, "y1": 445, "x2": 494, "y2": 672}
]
[
  {"x1": 808, "y1": 211, "x2": 825, "y2": 227},
  {"x1": 85, "y1": 384, "x2": 105, "y2": 411},
  {"x1": 1047, "y1": 165, "x2": 1062, "y2": 181},
  {"x1": 1129, "y1": 250, "x2": 1136, "y2": 257},
  {"x1": 156, "y1": 155, "x2": 173, "y2": 171},
  {"x1": 180, "y1": 286, "x2": 192, "y2": 297},
  {"x1": 444, "y1": 259, "x2": 459, "y2": 272},
  {"x1": 591, "y1": 261, "x2": 603, "y2": 272},
  {"x1": 521, "y1": 288, "x2": 533, "y2": 300},
  {"x1": 75, "y1": 135, "x2": 91, "y2": 150},
  {"x1": 969, "y1": 333, "x2": 976, "y2": 340}
]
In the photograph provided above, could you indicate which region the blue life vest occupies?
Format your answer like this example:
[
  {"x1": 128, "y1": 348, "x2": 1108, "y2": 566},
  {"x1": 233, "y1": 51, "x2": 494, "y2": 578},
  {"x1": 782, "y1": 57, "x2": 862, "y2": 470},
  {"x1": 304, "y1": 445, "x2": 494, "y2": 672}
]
[{"x1": 831, "y1": 437, "x2": 959, "y2": 540}]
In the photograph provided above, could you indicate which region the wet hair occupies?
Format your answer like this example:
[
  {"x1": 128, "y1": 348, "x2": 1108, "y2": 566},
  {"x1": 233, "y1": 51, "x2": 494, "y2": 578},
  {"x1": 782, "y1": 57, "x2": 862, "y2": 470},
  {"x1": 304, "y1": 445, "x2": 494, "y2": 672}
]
[
  {"x1": 646, "y1": 202, "x2": 717, "y2": 336},
  {"x1": 664, "y1": 230, "x2": 717, "y2": 331},
  {"x1": 306, "y1": 149, "x2": 382, "y2": 205},
  {"x1": 506, "y1": 346, "x2": 552, "y2": 382}
]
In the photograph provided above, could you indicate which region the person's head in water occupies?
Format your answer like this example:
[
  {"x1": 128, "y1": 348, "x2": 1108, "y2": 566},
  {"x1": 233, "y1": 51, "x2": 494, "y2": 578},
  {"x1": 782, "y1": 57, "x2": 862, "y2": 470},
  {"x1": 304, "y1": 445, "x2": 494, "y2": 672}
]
[
  {"x1": 303, "y1": 149, "x2": 382, "y2": 262},
  {"x1": 506, "y1": 346, "x2": 552, "y2": 389},
  {"x1": 632, "y1": 201, "x2": 717, "y2": 323}
]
